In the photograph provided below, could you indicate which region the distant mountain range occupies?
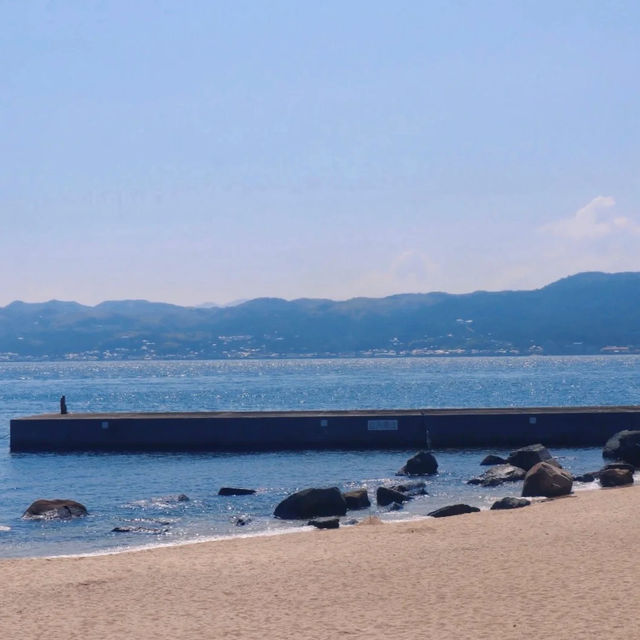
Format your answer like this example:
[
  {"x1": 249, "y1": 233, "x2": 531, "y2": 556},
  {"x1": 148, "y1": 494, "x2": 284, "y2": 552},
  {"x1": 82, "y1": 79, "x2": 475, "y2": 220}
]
[{"x1": 1, "y1": 272, "x2": 639, "y2": 360}]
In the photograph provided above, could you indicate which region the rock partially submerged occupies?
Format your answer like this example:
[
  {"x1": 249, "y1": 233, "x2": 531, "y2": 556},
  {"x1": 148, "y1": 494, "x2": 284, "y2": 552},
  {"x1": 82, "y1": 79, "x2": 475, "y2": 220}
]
[
  {"x1": 112, "y1": 526, "x2": 166, "y2": 534},
  {"x1": 522, "y1": 462, "x2": 573, "y2": 497},
  {"x1": 603, "y1": 430, "x2": 640, "y2": 467},
  {"x1": 389, "y1": 481, "x2": 428, "y2": 496},
  {"x1": 467, "y1": 464, "x2": 526, "y2": 487},
  {"x1": 507, "y1": 444, "x2": 553, "y2": 471},
  {"x1": 490, "y1": 497, "x2": 531, "y2": 510},
  {"x1": 376, "y1": 486, "x2": 410, "y2": 507},
  {"x1": 274, "y1": 487, "x2": 347, "y2": 520},
  {"x1": 428, "y1": 504, "x2": 480, "y2": 518},
  {"x1": 397, "y1": 451, "x2": 438, "y2": 476},
  {"x1": 480, "y1": 454, "x2": 508, "y2": 466},
  {"x1": 23, "y1": 499, "x2": 88, "y2": 520},
  {"x1": 218, "y1": 487, "x2": 256, "y2": 496},
  {"x1": 231, "y1": 514, "x2": 253, "y2": 526},
  {"x1": 342, "y1": 488, "x2": 370, "y2": 510}
]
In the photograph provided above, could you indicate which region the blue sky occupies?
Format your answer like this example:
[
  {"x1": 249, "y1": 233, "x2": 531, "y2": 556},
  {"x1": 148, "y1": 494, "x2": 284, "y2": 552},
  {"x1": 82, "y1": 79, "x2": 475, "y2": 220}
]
[{"x1": 2, "y1": 1, "x2": 639, "y2": 305}]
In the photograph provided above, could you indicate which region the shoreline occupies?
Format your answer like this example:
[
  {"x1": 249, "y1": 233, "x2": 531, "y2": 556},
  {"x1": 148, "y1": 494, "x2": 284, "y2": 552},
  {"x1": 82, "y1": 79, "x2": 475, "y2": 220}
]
[{"x1": 2, "y1": 484, "x2": 639, "y2": 639}]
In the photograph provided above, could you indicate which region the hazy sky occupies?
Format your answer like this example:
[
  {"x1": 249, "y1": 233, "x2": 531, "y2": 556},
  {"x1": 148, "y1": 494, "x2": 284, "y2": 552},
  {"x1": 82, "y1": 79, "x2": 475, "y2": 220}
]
[{"x1": 2, "y1": 1, "x2": 639, "y2": 306}]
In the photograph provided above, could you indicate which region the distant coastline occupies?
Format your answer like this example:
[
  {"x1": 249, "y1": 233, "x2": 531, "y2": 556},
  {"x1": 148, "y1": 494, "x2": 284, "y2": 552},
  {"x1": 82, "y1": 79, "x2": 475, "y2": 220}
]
[{"x1": 1, "y1": 271, "x2": 639, "y2": 360}]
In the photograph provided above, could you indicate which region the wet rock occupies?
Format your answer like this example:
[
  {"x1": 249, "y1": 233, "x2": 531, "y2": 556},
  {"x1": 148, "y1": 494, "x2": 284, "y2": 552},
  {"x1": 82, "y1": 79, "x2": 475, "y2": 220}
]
[
  {"x1": 428, "y1": 504, "x2": 480, "y2": 518},
  {"x1": 603, "y1": 430, "x2": 640, "y2": 467},
  {"x1": 467, "y1": 464, "x2": 526, "y2": 487},
  {"x1": 177, "y1": 494, "x2": 190, "y2": 502},
  {"x1": 522, "y1": 462, "x2": 573, "y2": 497},
  {"x1": 599, "y1": 468, "x2": 634, "y2": 487},
  {"x1": 376, "y1": 486, "x2": 410, "y2": 507},
  {"x1": 490, "y1": 497, "x2": 531, "y2": 510},
  {"x1": 23, "y1": 499, "x2": 88, "y2": 520},
  {"x1": 480, "y1": 454, "x2": 508, "y2": 466},
  {"x1": 343, "y1": 488, "x2": 370, "y2": 510},
  {"x1": 389, "y1": 481, "x2": 428, "y2": 496},
  {"x1": 507, "y1": 444, "x2": 553, "y2": 472},
  {"x1": 308, "y1": 518, "x2": 340, "y2": 529},
  {"x1": 396, "y1": 451, "x2": 438, "y2": 476},
  {"x1": 218, "y1": 487, "x2": 256, "y2": 496},
  {"x1": 388, "y1": 502, "x2": 404, "y2": 511},
  {"x1": 274, "y1": 487, "x2": 347, "y2": 520}
]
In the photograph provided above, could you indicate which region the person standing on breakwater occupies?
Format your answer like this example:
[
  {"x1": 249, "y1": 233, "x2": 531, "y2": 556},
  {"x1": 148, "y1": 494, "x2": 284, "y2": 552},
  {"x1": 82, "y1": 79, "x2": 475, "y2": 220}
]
[{"x1": 60, "y1": 395, "x2": 67, "y2": 415}]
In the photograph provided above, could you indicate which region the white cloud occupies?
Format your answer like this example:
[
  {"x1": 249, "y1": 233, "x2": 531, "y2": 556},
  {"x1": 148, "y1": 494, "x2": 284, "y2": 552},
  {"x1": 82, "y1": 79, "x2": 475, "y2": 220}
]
[{"x1": 539, "y1": 196, "x2": 640, "y2": 240}]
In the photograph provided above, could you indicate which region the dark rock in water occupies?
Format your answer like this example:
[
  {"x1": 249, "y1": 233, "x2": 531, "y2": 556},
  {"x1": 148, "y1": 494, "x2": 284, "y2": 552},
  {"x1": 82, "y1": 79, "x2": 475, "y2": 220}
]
[
  {"x1": 274, "y1": 487, "x2": 347, "y2": 520},
  {"x1": 308, "y1": 517, "x2": 340, "y2": 529},
  {"x1": 112, "y1": 526, "x2": 166, "y2": 534},
  {"x1": 480, "y1": 454, "x2": 508, "y2": 466},
  {"x1": 389, "y1": 481, "x2": 428, "y2": 496},
  {"x1": 396, "y1": 451, "x2": 438, "y2": 476},
  {"x1": 428, "y1": 504, "x2": 480, "y2": 518},
  {"x1": 218, "y1": 487, "x2": 256, "y2": 496},
  {"x1": 574, "y1": 471, "x2": 600, "y2": 483},
  {"x1": 388, "y1": 502, "x2": 404, "y2": 511},
  {"x1": 522, "y1": 462, "x2": 573, "y2": 497},
  {"x1": 467, "y1": 464, "x2": 526, "y2": 487},
  {"x1": 490, "y1": 497, "x2": 531, "y2": 510},
  {"x1": 343, "y1": 518, "x2": 359, "y2": 526},
  {"x1": 603, "y1": 430, "x2": 640, "y2": 467},
  {"x1": 376, "y1": 486, "x2": 410, "y2": 507},
  {"x1": 231, "y1": 514, "x2": 252, "y2": 526},
  {"x1": 177, "y1": 494, "x2": 190, "y2": 502},
  {"x1": 343, "y1": 488, "x2": 370, "y2": 510},
  {"x1": 507, "y1": 444, "x2": 553, "y2": 472},
  {"x1": 599, "y1": 468, "x2": 634, "y2": 487},
  {"x1": 23, "y1": 499, "x2": 88, "y2": 520}
]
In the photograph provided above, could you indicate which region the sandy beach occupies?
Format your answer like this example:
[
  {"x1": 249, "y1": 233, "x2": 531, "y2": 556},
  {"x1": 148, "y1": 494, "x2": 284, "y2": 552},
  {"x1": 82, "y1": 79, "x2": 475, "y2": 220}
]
[{"x1": 1, "y1": 485, "x2": 637, "y2": 640}]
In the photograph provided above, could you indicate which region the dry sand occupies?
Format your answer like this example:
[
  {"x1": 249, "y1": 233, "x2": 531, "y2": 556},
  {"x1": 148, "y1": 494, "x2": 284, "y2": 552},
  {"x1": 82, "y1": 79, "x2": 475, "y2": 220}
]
[{"x1": 1, "y1": 485, "x2": 638, "y2": 640}]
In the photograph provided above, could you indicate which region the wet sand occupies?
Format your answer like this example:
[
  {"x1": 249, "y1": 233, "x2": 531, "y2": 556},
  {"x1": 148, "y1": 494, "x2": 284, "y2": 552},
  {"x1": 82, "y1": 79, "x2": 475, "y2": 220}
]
[{"x1": 1, "y1": 485, "x2": 637, "y2": 639}]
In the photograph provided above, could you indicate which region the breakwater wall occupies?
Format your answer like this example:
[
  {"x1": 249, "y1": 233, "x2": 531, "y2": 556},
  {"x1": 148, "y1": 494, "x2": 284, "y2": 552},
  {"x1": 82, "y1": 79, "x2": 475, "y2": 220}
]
[{"x1": 9, "y1": 406, "x2": 640, "y2": 452}]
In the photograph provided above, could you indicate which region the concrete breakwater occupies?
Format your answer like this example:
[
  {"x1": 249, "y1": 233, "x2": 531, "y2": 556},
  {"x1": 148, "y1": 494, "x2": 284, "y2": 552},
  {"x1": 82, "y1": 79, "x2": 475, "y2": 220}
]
[{"x1": 9, "y1": 406, "x2": 640, "y2": 452}]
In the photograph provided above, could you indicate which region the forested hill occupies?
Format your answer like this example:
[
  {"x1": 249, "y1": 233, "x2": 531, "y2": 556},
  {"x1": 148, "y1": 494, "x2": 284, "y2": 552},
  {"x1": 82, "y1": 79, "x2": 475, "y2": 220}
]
[{"x1": 1, "y1": 272, "x2": 639, "y2": 360}]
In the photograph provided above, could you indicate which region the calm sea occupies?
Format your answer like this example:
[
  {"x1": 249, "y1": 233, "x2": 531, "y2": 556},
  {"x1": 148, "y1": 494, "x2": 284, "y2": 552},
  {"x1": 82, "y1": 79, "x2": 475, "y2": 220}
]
[{"x1": 1, "y1": 356, "x2": 638, "y2": 557}]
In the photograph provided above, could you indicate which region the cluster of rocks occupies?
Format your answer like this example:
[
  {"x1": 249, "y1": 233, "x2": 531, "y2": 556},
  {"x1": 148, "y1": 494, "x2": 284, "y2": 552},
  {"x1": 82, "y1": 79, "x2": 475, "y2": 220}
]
[{"x1": 19, "y1": 431, "x2": 639, "y2": 534}]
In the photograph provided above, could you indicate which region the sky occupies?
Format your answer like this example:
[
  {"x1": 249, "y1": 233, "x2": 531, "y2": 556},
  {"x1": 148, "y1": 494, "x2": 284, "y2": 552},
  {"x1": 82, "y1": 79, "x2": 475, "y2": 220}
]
[{"x1": 2, "y1": 1, "x2": 639, "y2": 306}]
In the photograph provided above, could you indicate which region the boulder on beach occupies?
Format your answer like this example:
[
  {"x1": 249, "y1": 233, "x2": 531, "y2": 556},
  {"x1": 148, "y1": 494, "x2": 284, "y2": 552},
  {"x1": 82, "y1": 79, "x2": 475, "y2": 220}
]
[
  {"x1": 396, "y1": 451, "x2": 438, "y2": 476},
  {"x1": 274, "y1": 487, "x2": 347, "y2": 520},
  {"x1": 218, "y1": 487, "x2": 256, "y2": 496},
  {"x1": 603, "y1": 430, "x2": 640, "y2": 467},
  {"x1": 343, "y1": 488, "x2": 370, "y2": 510},
  {"x1": 23, "y1": 499, "x2": 88, "y2": 520},
  {"x1": 506, "y1": 444, "x2": 553, "y2": 472},
  {"x1": 522, "y1": 462, "x2": 573, "y2": 497},
  {"x1": 376, "y1": 486, "x2": 410, "y2": 507},
  {"x1": 599, "y1": 468, "x2": 634, "y2": 487},
  {"x1": 490, "y1": 497, "x2": 531, "y2": 510},
  {"x1": 308, "y1": 517, "x2": 340, "y2": 529},
  {"x1": 480, "y1": 454, "x2": 508, "y2": 466},
  {"x1": 428, "y1": 504, "x2": 480, "y2": 518},
  {"x1": 467, "y1": 464, "x2": 526, "y2": 487}
]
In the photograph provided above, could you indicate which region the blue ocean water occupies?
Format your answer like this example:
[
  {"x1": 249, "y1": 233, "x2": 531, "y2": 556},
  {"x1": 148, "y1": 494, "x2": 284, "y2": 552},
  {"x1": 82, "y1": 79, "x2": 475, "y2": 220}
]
[{"x1": 1, "y1": 355, "x2": 638, "y2": 558}]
